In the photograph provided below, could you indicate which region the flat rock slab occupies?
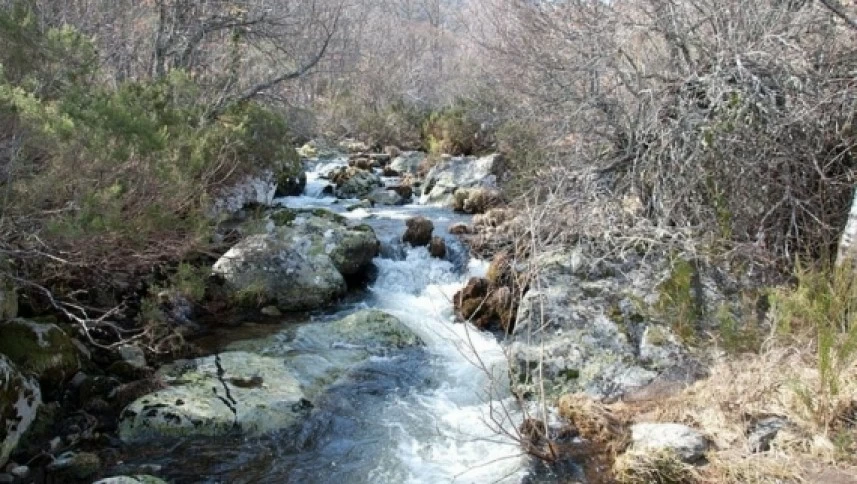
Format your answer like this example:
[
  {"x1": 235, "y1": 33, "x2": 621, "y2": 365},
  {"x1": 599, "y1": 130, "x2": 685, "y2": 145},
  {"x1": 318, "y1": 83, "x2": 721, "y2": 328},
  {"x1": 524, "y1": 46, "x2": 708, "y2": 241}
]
[
  {"x1": 118, "y1": 352, "x2": 306, "y2": 442},
  {"x1": 631, "y1": 423, "x2": 709, "y2": 463}
]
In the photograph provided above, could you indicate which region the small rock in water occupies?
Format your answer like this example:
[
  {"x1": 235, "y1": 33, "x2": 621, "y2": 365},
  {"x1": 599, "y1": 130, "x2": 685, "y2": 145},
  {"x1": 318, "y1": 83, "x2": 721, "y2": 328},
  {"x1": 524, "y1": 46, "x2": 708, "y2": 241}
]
[
  {"x1": 448, "y1": 223, "x2": 472, "y2": 235},
  {"x1": 630, "y1": 423, "x2": 708, "y2": 463},
  {"x1": 429, "y1": 236, "x2": 447, "y2": 258},
  {"x1": 261, "y1": 306, "x2": 283, "y2": 317},
  {"x1": 403, "y1": 216, "x2": 434, "y2": 246}
]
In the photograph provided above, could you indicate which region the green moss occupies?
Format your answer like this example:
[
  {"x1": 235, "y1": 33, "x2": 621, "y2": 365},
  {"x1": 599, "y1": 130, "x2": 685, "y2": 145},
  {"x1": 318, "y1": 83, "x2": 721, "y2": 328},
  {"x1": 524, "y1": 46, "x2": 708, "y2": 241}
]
[
  {"x1": 270, "y1": 209, "x2": 297, "y2": 227},
  {"x1": 306, "y1": 208, "x2": 346, "y2": 224},
  {"x1": 561, "y1": 368, "x2": 580, "y2": 381},
  {"x1": 0, "y1": 319, "x2": 79, "y2": 387},
  {"x1": 654, "y1": 257, "x2": 703, "y2": 344}
]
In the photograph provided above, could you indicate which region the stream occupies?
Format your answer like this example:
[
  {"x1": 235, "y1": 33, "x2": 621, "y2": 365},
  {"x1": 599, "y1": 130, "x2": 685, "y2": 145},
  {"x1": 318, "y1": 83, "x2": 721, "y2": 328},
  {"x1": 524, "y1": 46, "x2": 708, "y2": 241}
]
[{"x1": 114, "y1": 158, "x2": 531, "y2": 483}]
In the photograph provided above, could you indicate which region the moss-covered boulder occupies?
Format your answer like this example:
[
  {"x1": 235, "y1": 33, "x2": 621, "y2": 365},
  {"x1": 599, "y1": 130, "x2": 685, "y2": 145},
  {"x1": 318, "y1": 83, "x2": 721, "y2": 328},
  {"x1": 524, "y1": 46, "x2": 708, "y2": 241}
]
[
  {"x1": 0, "y1": 319, "x2": 81, "y2": 390},
  {"x1": 118, "y1": 352, "x2": 307, "y2": 442},
  {"x1": 0, "y1": 355, "x2": 41, "y2": 467},
  {"x1": 403, "y1": 216, "x2": 434, "y2": 247},
  {"x1": 328, "y1": 167, "x2": 382, "y2": 199},
  {"x1": 321, "y1": 309, "x2": 422, "y2": 349},
  {"x1": 213, "y1": 209, "x2": 379, "y2": 311}
]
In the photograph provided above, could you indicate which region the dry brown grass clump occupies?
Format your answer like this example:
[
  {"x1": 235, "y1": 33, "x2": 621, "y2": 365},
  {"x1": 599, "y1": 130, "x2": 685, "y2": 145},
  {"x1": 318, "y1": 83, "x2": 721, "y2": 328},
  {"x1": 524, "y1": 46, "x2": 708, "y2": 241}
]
[
  {"x1": 558, "y1": 393, "x2": 631, "y2": 458},
  {"x1": 613, "y1": 449, "x2": 700, "y2": 484}
]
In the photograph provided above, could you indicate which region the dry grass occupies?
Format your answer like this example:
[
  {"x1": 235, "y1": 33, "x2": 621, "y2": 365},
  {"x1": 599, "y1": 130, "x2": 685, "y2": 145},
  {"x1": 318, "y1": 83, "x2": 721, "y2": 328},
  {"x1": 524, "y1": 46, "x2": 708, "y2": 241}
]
[{"x1": 621, "y1": 345, "x2": 857, "y2": 482}]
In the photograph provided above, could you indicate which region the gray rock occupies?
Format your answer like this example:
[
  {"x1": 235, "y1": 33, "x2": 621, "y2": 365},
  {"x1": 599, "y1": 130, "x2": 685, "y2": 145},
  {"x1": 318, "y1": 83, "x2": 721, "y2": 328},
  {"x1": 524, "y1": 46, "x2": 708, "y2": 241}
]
[
  {"x1": 367, "y1": 188, "x2": 407, "y2": 206},
  {"x1": 630, "y1": 423, "x2": 708, "y2": 463},
  {"x1": 118, "y1": 352, "x2": 307, "y2": 442},
  {"x1": 420, "y1": 154, "x2": 505, "y2": 207},
  {"x1": 9, "y1": 465, "x2": 29, "y2": 479},
  {"x1": 747, "y1": 416, "x2": 790, "y2": 453},
  {"x1": 93, "y1": 476, "x2": 168, "y2": 484},
  {"x1": 507, "y1": 249, "x2": 697, "y2": 400},
  {"x1": 402, "y1": 217, "x2": 434, "y2": 247},
  {"x1": 118, "y1": 345, "x2": 147, "y2": 369},
  {"x1": 330, "y1": 168, "x2": 382, "y2": 199},
  {"x1": 213, "y1": 210, "x2": 378, "y2": 311},
  {"x1": 208, "y1": 172, "x2": 278, "y2": 219},
  {"x1": 389, "y1": 151, "x2": 426, "y2": 175}
]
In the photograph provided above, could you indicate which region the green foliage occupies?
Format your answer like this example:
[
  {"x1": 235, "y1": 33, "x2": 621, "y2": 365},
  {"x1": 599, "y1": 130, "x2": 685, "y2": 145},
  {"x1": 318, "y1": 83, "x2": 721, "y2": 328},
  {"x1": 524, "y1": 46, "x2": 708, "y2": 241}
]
[
  {"x1": 714, "y1": 301, "x2": 762, "y2": 354},
  {"x1": 654, "y1": 258, "x2": 703, "y2": 344},
  {"x1": 421, "y1": 106, "x2": 481, "y2": 155},
  {"x1": 771, "y1": 261, "x2": 857, "y2": 428}
]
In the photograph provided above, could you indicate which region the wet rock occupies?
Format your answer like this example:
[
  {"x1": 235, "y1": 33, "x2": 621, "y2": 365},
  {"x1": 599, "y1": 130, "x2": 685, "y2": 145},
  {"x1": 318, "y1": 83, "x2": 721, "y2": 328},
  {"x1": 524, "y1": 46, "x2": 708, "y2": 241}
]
[
  {"x1": 389, "y1": 185, "x2": 413, "y2": 199},
  {"x1": 329, "y1": 167, "x2": 383, "y2": 199},
  {"x1": 214, "y1": 210, "x2": 378, "y2": 311},
  {"x1": 93, "y1": 477, "x2": 168, "y2": 484},
  {"x1": 429, "y1": 236, "x2": 447, "y2": 259},
  {"x1": 747, "y1": 416, "x2": 790, "y2": 453},
  {"x1": 453, "y1": 278, "x2": 515, "y2": 332},
  {"x1": 47, "y1": 451, "x2": 102, "y2": 480},
  {"x1": 0, "y1": 319, "x2": 81, "y2": 390},
  {"x1": 275, "y1": 170, "x2": 307, "y2": 197},
  {"x1": 367, "y1": 188, "x2": 406, "y2": 206},
  {"x1": 382, "y1": 166, "x2": 400, "y2": 177},
  {"x1": 448, "y1": 223, "x2": 472, "y2": 235},
  {"x1": 346, "y1": 200, "x2": 372, "y2": 211},
  {"x1": 630, "y1": 423, "x2": 708, "y2": 463},
  {"x1": 0, "y1": 356, "x2": 41, "y2": 467},
  {"x1": 118, "y1": 352, "x2": 307, "y2": 442},
  {"x1": 402, "y1": 217, "x2": 434, "y2": 247},
  {"x1": 389, "y1": 151, "x2": 426, "y2": 176},
  {"x1": 420, "y1": 154, "x2": 505, "y2": 207}
]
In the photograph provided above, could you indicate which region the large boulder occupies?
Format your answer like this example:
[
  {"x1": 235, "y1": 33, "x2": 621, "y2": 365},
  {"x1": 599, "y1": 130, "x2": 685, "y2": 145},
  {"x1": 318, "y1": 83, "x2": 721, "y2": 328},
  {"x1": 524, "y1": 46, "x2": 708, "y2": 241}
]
[
  {"x1": 402, "y1": 217, "x2": 434, "y2": 247},
  {"x1": 420, "y1": 154, "x2": 505, "y2": 207},
  {"x1": 329, "y1": 167, "x2": 383, "y2": 199},
  {"x1": 118, "y1": 352, "x2": 307, "y2": 442},
  {"x1": 226, "y1": 310, "x2": 422, "y2": 398},
  {"x1": 367, "y1": 188, "x2": 408, "y2": 206},
  {"x1": 0, "y1": 319, "x2": 81, "y2": 391},
  {"x1": 213, "y1": 209, "x2": 378, "y2": 311},
  {"x1": 389, "y1": 151, "x2": 427, "y2": 176},
  {"x1": 507, "y1": 250, "x2": 701, "y2": 400},
  {"x1": 0, "y1": 355, "x2": 41, "y2": 467}
]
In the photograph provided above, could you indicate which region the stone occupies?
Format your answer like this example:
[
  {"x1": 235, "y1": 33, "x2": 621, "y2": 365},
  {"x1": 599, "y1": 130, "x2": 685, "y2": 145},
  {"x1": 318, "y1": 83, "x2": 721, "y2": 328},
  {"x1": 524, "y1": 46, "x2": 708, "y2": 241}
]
[
  {"x1": 389, "y1": 151, "x2": 426, "y2": 176},
  {"x1": 448, "y1": 223, "x2": 472, "y2": 235},
  {"x1": 747, "y1": 416, "x2": 790, "y2": 453},
  {"x1": 389, "y1": 185, "x2": 413, "y2": 199},
  {"x1": 429, "y1": 236, "x2": 447, "y2": 259},
  {"x1": 630, "y1": 423, "x2": 708, "y2": 463},
  {"x1": 367, "y1": 188, "x2": 406, "y2": 206},
  {"x1": 208, "y1": 172, "x2": 278, "y2": 219},
  {"x1": 402, "y1": 217, "x2": 434, "y2": 247},
  {"x1": 638, "y1": 325, "x2": 685, "y2": 371},
  {"x1": 118, "y1": 352, "x2": 307, "y2": 442},
  {"x1": 328, "y1": 167, "x2": 383, "y2": 199},
  {"x1": 47, "y1": 451, "x2": 102, "y2": 479},
  {"x1": 93, "y1": 477, "x2": 168, "y2": 484},
  {"x1": 0, "y1": 474, "x2": 12, "y2": 484},
  {"x1": 0, "y1": 319, "x2": 81, "y2": 390},
  {"x1": 275, "y1": 170, "x2": 307, "y2": 197},
  {"x1": 0, "y1": 356, "x2": 40, "y2": 468},
  {"x1": 261, "y1": 306, "x2": 282, "y2": 317},
  {"x1": 9, "y1": 465, "x2": 29, "y2": 479},
  {"x1": 420, "y1": 154, "x2": 505, "y2": 207},
  {"x1": 213, "y1": 210, "x2": 378, "y2": 311},
  {"x1": 118, "y1": 345, "x2": 147, "y2": 370},
  {"x1": 452, "y1": 187, "x2": 503, "y2": 214},
  {"x1": 382, "y1": 166, "x2": 400, "y2": 177}
]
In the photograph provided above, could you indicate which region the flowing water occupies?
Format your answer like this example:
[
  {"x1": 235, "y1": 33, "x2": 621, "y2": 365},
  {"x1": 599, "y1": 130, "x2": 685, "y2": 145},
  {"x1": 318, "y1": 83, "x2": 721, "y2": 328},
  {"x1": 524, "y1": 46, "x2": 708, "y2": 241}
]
[{"x1": 116, "y1": 159, "x2": 530, "y2": 483}]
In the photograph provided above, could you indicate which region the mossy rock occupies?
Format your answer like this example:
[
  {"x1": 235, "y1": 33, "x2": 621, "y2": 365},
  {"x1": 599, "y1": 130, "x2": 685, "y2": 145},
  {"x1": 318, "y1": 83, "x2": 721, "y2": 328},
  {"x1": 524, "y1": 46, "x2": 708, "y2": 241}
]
[
  {"x1": 270, "y1": 208, "x2": 297, "y2": 226},
  {"x1": 323, "y1": 310, "x2": 422, "y2": 348},
  {"x1": 0, "y1": 355, "x2": 41, "y2": 467},
  {"x1": 0, "y1": 319, "x2": 81, "y2": 390}
]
